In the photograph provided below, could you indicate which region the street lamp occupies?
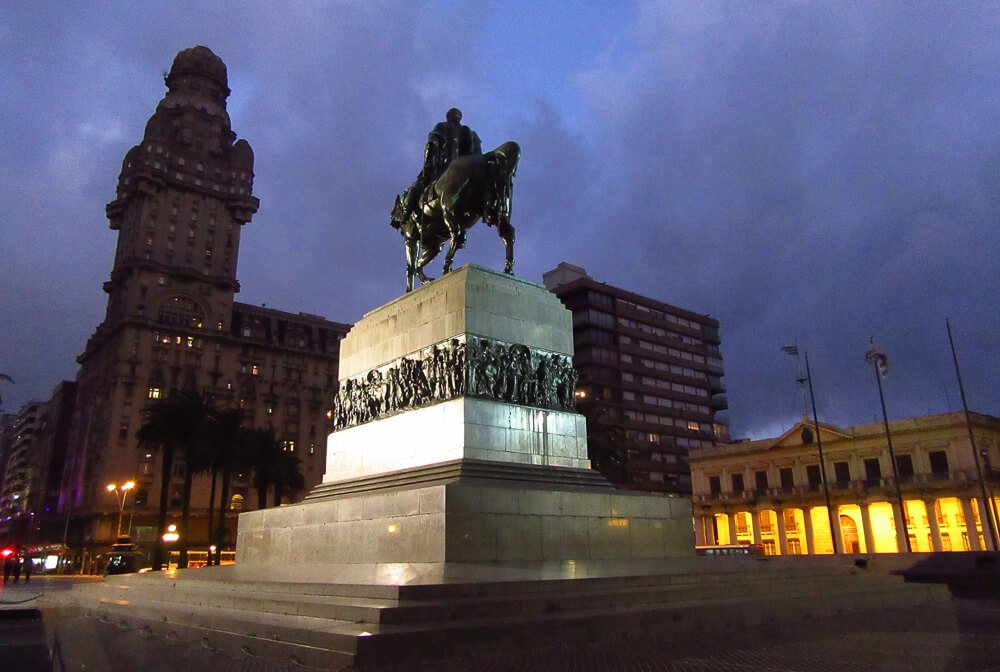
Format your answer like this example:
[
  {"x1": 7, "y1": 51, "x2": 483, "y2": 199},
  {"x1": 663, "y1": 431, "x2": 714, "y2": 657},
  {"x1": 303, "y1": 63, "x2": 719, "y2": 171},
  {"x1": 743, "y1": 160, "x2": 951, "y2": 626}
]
[{"x1": 106, "y1": 481, "x2": 136, "y2": 539}]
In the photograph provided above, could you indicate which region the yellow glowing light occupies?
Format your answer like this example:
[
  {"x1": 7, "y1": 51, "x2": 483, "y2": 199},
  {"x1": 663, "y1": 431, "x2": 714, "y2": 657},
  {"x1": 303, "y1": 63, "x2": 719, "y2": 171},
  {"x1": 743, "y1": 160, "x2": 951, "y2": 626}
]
[
  {"x1": 607, "y1": 518, "x2": 630, "y2": 528},
  {"x1": 387, "y1": 524, "x2": 398, "y2": 534},
  {"x1": 162, "y1": 524, "x2": 180, "y2": 542}
]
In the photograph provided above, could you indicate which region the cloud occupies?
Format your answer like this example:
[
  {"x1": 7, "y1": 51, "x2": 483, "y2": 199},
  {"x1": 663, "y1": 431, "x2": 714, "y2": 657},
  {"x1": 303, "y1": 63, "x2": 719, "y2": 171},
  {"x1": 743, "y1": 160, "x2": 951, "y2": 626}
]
[{"x1": 2, "y1": 1, "x2": 999, "y2": 440}]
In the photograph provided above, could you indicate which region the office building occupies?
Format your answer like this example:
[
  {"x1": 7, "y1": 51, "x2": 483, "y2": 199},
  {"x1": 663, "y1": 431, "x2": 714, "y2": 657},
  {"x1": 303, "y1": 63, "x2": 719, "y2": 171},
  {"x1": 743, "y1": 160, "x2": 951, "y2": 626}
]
[{"x1": 544, "y1": 263, "x2": 726, "y2": 494}]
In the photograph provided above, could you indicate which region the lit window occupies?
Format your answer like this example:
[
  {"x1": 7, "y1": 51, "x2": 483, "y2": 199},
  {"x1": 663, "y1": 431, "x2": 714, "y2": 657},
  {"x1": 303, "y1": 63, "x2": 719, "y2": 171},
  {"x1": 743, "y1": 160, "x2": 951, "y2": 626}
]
[
  {"x1": 282, "y1": 440, "x2": 296, "y2": 452},
  {"x1": 148, "y1": 387, "x2": 162, "y2": 399},
  {"x1": 251, "y1": 364, "x2": 260, "y2": 376}
]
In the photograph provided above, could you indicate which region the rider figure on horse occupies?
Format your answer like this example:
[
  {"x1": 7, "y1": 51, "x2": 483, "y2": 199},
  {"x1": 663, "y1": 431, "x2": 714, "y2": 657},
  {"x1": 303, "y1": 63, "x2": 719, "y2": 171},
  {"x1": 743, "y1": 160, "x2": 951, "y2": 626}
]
[{"x1": 401, "y1": 108, "x2": 482, "y2": 226}]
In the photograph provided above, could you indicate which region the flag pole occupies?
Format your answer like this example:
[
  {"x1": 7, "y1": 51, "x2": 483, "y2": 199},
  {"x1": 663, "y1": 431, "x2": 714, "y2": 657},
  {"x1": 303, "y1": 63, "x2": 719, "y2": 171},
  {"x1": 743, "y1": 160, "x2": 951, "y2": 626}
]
[
  {"x1": 804, "y1": 351, "x2": 839, "y2": 554},
  {"x1": 946, "y1": 319, "x2": 999, "y2": 551},
  {"x1": 867, "y1": 341, "x2": 911, "y2": 553}
]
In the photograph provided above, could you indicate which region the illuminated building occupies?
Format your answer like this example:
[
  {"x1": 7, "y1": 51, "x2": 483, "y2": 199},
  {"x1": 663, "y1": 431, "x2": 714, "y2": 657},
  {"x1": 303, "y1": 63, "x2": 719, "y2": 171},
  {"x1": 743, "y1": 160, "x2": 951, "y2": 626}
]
[
  {"x1": 51, "y1": 46, "x2": 349, "y2": 559},
  {"x1": 543, "y1": 263, "x2": 727, "y2": 494},
  {"x1": 0, "y1": 402, "x2": 44, "y2": 534},
  {"x1": 690, "y1": 412, "x2": 1000, "y2": 553}
]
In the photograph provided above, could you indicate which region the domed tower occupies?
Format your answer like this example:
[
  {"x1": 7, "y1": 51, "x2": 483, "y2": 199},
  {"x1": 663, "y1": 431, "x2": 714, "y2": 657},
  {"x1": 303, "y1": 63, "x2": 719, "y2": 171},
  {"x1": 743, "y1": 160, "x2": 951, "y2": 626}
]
[
  {"x1": 72, "y1": 46, "x2": 262, "y2": 514},
  {"x1": 102, "y1": 45, "x2": 258, "y2": 334}
]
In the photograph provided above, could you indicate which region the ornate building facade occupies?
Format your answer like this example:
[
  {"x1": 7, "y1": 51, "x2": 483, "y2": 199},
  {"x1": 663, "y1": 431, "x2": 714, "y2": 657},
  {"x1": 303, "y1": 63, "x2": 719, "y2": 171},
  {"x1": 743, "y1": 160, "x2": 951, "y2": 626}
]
[
  {"x1": 690, "y1": 412, "x2": 1000, "y2": 554},
  {"x1": 544, "y1": 263, "x2": 726, "y2": 494},
  {"x1": 57, "y1": 46, "x2": 349, "y2": 560}
]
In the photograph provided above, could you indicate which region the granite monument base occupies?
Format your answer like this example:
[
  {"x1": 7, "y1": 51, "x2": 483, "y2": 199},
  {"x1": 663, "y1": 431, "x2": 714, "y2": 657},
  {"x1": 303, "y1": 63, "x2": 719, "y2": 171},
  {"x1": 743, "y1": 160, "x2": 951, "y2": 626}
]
[{"x1": 237, "y1": 460, "x2": 693, "y2": 567}]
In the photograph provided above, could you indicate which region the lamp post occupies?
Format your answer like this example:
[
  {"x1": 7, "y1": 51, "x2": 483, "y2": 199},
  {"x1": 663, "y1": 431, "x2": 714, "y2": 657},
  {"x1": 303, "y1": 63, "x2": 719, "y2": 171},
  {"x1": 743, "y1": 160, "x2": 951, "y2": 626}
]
[{"x1": 106, "y1": 481, "x2": 136, "y2": 539}]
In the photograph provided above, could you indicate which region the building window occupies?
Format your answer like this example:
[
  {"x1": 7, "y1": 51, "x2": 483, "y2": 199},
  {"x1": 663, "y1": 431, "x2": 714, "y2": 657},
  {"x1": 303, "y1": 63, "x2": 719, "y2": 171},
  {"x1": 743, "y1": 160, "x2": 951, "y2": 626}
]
[
  {"x1": 754, "y1": 470, "x2": 768, "y2": 492},
  {"x1": 895, "y1": 454, "x2": 914, "y2": 478},
  {"x1": 928, "y1": 451, "x2": 949, "y2": 474},
  {"x1": 779, "y1": 467, "x2": 794, "y2": 489},
  {"x1": 708, "y1": 475, "x2": 721, "y2": 494},
  {"x1": 864, "y1": 458, "x2": 882, "y2": 484},
  {"x1": 148, "y1": 387, "x2": 162, "y2": 399},
  {"x1": 806, "y1": 464, "x2": 822, "y2": 490},
  {"x1": 731, "y1": 473, "x2": 745, "y2": 493},
  {"x1": 833, "y1": 461, "x2": 851, "y2": 484},
  {"x1": 230, "y1": 494, "x2": 244, "y2": 511}
]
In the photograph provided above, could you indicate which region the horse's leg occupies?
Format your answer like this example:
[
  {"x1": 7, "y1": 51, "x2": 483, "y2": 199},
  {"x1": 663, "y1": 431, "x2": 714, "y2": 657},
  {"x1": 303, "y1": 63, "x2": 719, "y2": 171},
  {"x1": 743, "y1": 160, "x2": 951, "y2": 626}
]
[
  {"x1": 498, "y1": 219, "x2": 516, "y2": 274},
  {"x1": 415, "y1": 236, "x2": 444, "y2": 283},
  {"x1": 404, "y1": 236, "x2": 418, "y2": 292},
  {"x1": 442, "y1": 218, "x2": 465, "y2": 276}
]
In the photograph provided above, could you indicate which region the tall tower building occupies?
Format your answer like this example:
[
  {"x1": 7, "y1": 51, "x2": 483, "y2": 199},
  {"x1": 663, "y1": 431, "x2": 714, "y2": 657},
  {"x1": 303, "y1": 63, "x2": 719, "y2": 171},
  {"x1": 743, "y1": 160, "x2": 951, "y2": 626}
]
[
  {"x1": 63, "y1": 47, "x2": 349, "y2": 557},
  {"x1": 102, "y1": 45, "x2": 257, "y2": 331},
  {"x1": 544, "y1": 263, "x2": 727, "y2": 495}
]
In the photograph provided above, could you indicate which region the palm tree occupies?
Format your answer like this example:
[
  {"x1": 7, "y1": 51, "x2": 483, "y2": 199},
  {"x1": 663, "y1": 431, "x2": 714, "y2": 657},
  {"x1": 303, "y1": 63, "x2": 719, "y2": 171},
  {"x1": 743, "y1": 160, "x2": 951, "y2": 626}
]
[
  {"x1": 204, "y1": 408, "x2": 245, "y2": 565},
  {"x1": 247, "y1": 428, "x2": 283, "y2": 509},
  {"x1": 246, "y1": 429, "x2": 307, "y2": 508},
  {"x1": 136, "y1": 389, "x2": 210, "y2": 571},
  {"x1": 272, "y1": 448, "x2": 306, "y2": 507},
  {"x1": 174, "y1": 395, "x2": 217, "y2": 568}
]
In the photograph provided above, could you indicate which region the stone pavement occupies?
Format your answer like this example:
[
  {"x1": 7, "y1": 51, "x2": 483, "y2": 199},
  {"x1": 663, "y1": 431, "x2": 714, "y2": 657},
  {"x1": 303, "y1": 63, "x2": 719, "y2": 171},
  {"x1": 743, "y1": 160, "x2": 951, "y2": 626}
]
[{"x1": 31, "y1": 595, "x2": 1000, "y2": 671}]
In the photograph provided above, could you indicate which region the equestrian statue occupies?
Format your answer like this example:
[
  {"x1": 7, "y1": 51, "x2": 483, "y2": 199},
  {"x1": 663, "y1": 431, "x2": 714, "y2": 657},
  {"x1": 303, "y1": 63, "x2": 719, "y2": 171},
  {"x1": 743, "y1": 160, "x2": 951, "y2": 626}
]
[{"x1": 391, "y1": 108, "x2": 520, "y2": 292}]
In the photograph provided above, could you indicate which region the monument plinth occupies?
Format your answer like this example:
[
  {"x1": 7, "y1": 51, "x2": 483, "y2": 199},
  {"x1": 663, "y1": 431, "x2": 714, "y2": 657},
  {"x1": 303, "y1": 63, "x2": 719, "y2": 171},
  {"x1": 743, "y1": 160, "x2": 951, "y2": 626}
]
[{"x1": 236, "y1": 265, "x2": 694, "y2": 568}]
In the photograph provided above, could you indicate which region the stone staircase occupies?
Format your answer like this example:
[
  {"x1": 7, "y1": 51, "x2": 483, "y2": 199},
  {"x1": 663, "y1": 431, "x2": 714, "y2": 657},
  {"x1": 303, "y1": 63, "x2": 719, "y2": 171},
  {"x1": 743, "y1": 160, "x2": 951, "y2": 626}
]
[{"x1": 42, "y1": 557, "x2": 952, "y2": 669}]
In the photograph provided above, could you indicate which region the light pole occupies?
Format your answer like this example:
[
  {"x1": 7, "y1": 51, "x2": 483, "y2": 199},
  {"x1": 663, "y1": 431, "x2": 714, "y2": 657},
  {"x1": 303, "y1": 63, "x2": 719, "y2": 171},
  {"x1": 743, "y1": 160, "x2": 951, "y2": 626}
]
[{"x1": 106, "y1": 481, "x2": 136, "y2": 539}]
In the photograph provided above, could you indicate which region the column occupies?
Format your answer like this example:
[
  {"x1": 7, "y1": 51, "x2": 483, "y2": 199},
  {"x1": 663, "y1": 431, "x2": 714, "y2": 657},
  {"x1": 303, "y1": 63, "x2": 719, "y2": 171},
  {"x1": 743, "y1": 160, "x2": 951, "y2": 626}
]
[
  {"x1": 751, "y1": 510, "x2": 762, "y2": 546},
  {"x1": 830, "y1": 505, "x2": 844, "y2": 555},
  {"x1": 924, "y1": 498, "x2": 942, "y2": 552},
  {"x1": 705, "y1": 515, "x2": 717, "y2": 546},
  {"x1": 860, "y1": 503, "x2": 876, "y2": 554},
  {"x1": 961, "y1": 498, "x2": 982, "y2": 551},
  {"x1": 975, "y1": 498, "x2": 997, "y2": 551},
  {"x1": 892, "y1": 501, "x2": 910, "y2": 554},
  {"x1": 776, "y1": 508, "x2": 789, "y2": 556},
  {"x1": 728, "y1": 511, "x2": 738, "y2": 546},
  {"x1": 694, "y1": 516, "x2": 707, "y2": 546},
  {"x1": 803, "y1": 507, "x2": 816, "y2": 555}
]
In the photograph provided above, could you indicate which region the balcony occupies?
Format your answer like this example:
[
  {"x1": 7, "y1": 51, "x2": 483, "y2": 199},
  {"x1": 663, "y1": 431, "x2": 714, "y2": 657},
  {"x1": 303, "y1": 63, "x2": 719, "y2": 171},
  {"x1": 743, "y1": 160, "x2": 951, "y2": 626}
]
[{"x1": 711, "y1": 395, "x2": 728, "y2": 411}]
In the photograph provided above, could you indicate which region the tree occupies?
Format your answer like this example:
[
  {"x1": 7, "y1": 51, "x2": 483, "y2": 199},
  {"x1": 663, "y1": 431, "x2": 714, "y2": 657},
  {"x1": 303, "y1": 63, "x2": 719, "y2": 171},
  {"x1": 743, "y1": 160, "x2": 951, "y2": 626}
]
[
  {"x1": 247, "y1": 428, "x2": 284, "y2": 510},
  {"x1": 136, "y1": 389, "x2": 210, "y2": 571},
  {"x1": 204, "y1": 408, "x2": 246, "y2": 565},
  {"x1": 246, "y1": 429, "x2": 307, "y2": 509},
  {"x1": 272, "y1": 448, "x2": 306, "y2": 507}
]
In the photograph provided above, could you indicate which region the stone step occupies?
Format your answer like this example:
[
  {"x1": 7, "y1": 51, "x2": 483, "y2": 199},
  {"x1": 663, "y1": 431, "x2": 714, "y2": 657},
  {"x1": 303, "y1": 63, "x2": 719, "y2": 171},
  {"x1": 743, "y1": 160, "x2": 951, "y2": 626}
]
[
  {"x1": 84, "y1": 562, "x2": 905, "y2": 629},
  {"x1": 48, "y1": 563, "x2": 950, "y2": 669}
]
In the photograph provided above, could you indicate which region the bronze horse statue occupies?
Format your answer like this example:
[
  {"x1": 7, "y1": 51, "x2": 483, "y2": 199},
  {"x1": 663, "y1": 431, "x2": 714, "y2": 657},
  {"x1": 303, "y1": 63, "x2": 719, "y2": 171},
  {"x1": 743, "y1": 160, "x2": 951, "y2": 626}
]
[{"x1": 391, "y1": 141, "x2": 519, "y2": 292}]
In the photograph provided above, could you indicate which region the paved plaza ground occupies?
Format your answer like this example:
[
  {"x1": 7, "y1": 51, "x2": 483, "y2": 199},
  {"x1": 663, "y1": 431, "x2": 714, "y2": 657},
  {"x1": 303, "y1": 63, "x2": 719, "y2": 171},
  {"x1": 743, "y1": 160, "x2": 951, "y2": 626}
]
[{"x1": 3, "y1": 575, "x2": 998, "y2": 672}]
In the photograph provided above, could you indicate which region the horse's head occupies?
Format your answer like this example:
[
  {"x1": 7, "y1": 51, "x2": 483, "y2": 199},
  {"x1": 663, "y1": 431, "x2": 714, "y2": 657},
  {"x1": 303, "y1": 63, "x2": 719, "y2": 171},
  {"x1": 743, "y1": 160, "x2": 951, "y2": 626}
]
[
  {"x1": 482, "y1": 141, "x2": 520, "y2": 227},
  {"x1": 491, "y1": 141, "x2": 521, "y2": 173}
]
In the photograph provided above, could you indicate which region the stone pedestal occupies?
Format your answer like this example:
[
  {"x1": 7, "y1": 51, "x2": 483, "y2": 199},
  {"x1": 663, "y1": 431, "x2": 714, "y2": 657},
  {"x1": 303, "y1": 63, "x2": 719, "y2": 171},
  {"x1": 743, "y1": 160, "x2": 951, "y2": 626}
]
[{"x1": 236, "y1": 265, "x2": 694, "y2": 568}]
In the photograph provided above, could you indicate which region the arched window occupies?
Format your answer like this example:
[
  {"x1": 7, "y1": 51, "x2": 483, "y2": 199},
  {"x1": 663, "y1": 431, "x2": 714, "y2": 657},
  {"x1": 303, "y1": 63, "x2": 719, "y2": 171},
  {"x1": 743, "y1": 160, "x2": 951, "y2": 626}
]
[
  {"x1": 229, "y1": 493, "x2": 244, "y2": 511},
  {"x1": 157, "y1": 295, "x2": 206, "y2": 329}
]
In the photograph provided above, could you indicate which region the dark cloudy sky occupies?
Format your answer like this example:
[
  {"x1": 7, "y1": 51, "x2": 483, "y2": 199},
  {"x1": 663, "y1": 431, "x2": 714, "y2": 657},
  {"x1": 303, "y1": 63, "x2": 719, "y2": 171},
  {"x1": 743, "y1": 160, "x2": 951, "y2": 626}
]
[{"x1": 2, "y1": 2, "x2": 999, "y2": 439}]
